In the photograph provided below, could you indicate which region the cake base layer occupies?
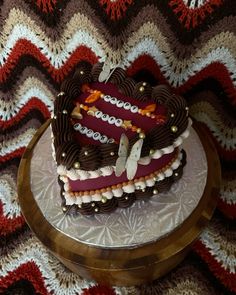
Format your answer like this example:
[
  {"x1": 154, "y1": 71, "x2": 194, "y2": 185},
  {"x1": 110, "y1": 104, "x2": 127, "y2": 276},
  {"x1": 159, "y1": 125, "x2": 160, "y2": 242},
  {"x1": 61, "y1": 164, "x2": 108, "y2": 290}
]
[
  {"x1": 59, "y1": 150, "x2": 186, "y2": 215},
  {"x1": 27, "y1": 121, "x2": 208, "y2": 248}
]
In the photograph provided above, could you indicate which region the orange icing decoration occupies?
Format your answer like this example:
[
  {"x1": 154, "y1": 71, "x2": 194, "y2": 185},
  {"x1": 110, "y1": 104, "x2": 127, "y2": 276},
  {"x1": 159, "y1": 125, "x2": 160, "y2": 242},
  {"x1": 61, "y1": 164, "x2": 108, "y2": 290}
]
[
  {"x1": 140, "y1": 104, "x2": 156, "y2": 115},
  {"x1": 85, "y1": 90, "x2": 102, "y2": 103}
]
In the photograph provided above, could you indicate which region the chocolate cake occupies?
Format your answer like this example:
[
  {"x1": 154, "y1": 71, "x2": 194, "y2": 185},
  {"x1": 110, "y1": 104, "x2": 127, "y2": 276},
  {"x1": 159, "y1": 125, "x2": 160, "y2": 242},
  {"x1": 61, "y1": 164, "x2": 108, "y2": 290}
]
[{"x1": 51, "y1": 62, "x2": 191, "y2": 215}]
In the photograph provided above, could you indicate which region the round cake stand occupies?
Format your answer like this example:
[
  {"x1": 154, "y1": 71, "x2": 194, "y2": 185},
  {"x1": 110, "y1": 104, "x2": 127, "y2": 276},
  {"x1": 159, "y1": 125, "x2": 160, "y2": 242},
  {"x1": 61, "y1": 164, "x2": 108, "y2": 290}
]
[{"x1": 17, "y1": 119, "x2": 221, "y2": 286}]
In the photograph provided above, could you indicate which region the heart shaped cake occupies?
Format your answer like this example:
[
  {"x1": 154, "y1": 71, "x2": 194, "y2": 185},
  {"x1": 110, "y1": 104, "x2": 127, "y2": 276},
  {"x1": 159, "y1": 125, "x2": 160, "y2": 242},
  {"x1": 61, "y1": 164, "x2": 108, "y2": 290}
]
[{"x1": 51, "y1": 62, "x2": 191, "y2": 215}]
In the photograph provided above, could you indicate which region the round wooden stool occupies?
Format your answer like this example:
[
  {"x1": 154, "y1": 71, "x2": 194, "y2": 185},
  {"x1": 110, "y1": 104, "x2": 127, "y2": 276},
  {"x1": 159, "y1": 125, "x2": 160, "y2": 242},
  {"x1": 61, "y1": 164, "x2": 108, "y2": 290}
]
[{"x1": 17, "y1": 120, "x2": 220, "y2": 286}]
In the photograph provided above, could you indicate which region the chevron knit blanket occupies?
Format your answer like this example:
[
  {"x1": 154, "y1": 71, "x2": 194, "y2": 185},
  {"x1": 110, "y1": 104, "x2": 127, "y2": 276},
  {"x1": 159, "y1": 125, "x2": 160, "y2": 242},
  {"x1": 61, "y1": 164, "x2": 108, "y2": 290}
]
[{"x1": 0, "y1": 0, "x2": 236, "y2": 294}]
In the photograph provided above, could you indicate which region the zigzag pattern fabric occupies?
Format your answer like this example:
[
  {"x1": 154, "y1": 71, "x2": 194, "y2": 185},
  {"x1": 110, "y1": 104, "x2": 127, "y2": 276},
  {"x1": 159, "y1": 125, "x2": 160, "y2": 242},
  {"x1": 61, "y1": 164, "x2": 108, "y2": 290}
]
[{"x1": 0, "y1": 0, "x2": 236, "y2": 294}]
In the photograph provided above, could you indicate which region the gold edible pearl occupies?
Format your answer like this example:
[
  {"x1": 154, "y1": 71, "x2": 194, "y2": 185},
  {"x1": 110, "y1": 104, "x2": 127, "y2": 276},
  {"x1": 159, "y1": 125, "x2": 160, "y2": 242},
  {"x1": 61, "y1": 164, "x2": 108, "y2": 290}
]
[
  {"x1": 171, "y1": 113, "x2": 175, "y2": 118},
  {"x1": 57, "y1": 92, "x2": 65, "y2": 97},
  {"x1": 94, "y1": 207, "x2": 99, "y2": 212},
  {"x1": 185, "y1": 107, "x2": 189, "y2": 111},
  {"x1": 110, "y1": 151, "x2": 115, "y2": 156},
  {"x1": 136, "y1": 186, "x2": 141, "y2": 190},
  {"x1": 62, "y1": 206, "x2": 67, "y2": 212},
  {"x1": 146, "y1": 112, "x2": 151, "y2": 117},
  {"x1": 62, "y1": 109, "x2": 68, "y2": 114},
  {"x1": 62, "y1": 152, "x2": 66, "y2": 157},
  {"x1": 73, "y1": 162, "x2": 80, "y2": 169},
  {"x1": 78, "y1": 204, "x2": 82, "y2": 208},
  {"x1": 153, "y1": 176, "x2": 158, "y2": 182},
  {"x1": 142, "y1": 188, "x2": 146, "y2": 192},
  {"x1": 80, "y1": 70, "x2": 84, "y2": 75},
  {"x1": 136, "y1": 128, "x2": 141, "y2": 133},
  {"x1": 153, "y1": 189, "x2": 158, "y2": 194},
  {"x1": 53, "y1": 115, "x2": 57, "y2": 119},
  {"x1": 84, "y1": 151, "x2": 89, "y2": 156},
  {"x1": 139, "y1": 132, "x2": 145, "y2": 139},
  {"x1": 125, "y1": 196, "x2": 129, "y2": 200},
  {"x1": 142, "y1": 82, "x2": 147, "y2": 86},
  {"x1": 101, "y1": 196, "x2": 107, "y2": 203},
  {"x1": 139, "y1": 86, "x2": 145, "y2": 92},
  {"x1": 91, "y1": 202, "x2": 96, "y2": 207},
  {"x1": 100, "y1": 94, "x2": 104, "y2": 98},
  {"x1": 149, "y1": 149, "x2": 155, "y2": 155},
  {"x1": 171, "y1": 126, "x2": 178, "y2": 133},
  {"x1": 175, "y1": 172, "x2": 179, "y2": 177}
]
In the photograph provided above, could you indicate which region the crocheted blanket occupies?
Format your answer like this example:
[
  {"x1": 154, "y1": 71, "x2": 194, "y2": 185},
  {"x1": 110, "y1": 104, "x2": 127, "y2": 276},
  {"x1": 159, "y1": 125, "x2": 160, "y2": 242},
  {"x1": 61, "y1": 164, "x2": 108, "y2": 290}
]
[{"x1": 0, "y1": 0, "x2": 235, "y2": 294}]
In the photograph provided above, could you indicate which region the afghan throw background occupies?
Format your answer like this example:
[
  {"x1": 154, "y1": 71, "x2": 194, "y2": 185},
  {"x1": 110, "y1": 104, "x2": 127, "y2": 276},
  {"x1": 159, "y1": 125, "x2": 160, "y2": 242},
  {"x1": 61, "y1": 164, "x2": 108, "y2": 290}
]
[{"x1": 0, "y1": 0, "x2": 236, "y2": 294}]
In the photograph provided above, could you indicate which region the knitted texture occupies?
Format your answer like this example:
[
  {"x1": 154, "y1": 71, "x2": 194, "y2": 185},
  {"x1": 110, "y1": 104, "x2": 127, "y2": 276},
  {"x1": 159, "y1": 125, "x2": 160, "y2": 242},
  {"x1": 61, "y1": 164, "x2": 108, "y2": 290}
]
[{"x1": 0, "y1": 0, "x2": 236, "y2": 294}]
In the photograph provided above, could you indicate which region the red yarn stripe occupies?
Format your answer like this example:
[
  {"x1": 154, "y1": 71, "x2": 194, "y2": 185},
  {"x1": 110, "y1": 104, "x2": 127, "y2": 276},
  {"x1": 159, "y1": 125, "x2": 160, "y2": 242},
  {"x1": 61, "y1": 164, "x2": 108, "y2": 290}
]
[
  {"x1": 0, "y1": 39, "x2": 98, "y2": 83},
  {"x1": 99, "y1": 0, "x2": 133, "y2": 20},
  {"x1": 193, "y1": 240, "x2": 236, "y2": 293},
  {"x1": 36, "y1": 0, "x2": 57, "y2": 13},
  {"x1": 0, "y1": 98, "x2": 50, "y2": 130},
  {"x1": 127, "y1": 55, "x2": 236, "y2": 106},
  {"x1": 0, "y1": 147, "x2": 25, "y2": 164},
  {"x1": 193, "y1": 122, "x2": 236, "y2": 161},
  {"x1": 217, "y1": 198, "x2": 236, "y2": 219},
  {"x1": 0, "y1": 261, "x2": 49, "y2": 294},
  {"x1": 82, "y1": 284, "x2": 116, "y2": 295},
  {"x1": 0, "y1": 202, "x2": 25, "y2": 236},
  {"x1": 169, "y1": 0, "x2": 223, "y2": 29}
]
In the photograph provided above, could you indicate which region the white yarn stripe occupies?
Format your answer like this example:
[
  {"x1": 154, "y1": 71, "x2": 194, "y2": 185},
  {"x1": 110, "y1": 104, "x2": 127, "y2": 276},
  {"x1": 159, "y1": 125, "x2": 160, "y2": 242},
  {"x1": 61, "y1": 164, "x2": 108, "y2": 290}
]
[
  {"x1": 183, "y1": 0, "x2": 207, "y2": 8},
  {"x1": 190, "y1": 108, "x2": 236, "y2": 150},
  {"x1": 0, "y1": 233, "x2": 131, "y2": 295},
  {"x1": 220, "y1": 189, "x2": 236, "y2": 205},
  {"x1": 3, "y1": 8, "x2": 236, "y2": 67},
  {"x1": 123, "y1": 39, "x2": 236, "y2": 87},
  {"x1": 200, "y1": 228, "x2": 236, "y2": 274},
  {"x1": 0, "y1": 235, "x2": 96, "y2": 294},
  {"x1": 0, "y1": 128, "x2": 36, "y2": 157},
  {"x1": 0, "y1": 77, "x2": 54, "y2": 121},
  {"x1": 0, "y1": 174, "x2": 20, "y2": 218},
  {"x1": 0, "y1": 21, "x2": 236, "y2": 86}
]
